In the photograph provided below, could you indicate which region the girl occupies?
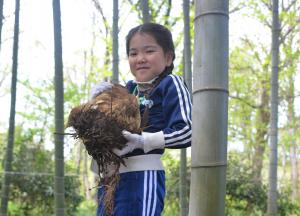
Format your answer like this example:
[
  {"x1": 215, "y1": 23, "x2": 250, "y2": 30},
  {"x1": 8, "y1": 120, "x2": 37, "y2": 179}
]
[{"x1": 93, "y1": 23, "x2": 192, "y2": 216}]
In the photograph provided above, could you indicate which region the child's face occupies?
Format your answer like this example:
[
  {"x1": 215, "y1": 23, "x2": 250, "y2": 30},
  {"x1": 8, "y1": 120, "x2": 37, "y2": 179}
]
[{"x1": 128, "y1": 33, "x2": 173, "y2": 82}]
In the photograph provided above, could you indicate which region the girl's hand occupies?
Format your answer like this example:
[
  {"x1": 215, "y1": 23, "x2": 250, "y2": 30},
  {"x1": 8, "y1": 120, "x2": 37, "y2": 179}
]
[
  {"x1": 90, "y1": 81, "x2": 113, "y2": 98},
  {"x1": 113, "y1": 131, "x2": 144, "y2": 156},
  {"x1": 113, "y1": 130, "x2": 165, "y2": 156}
]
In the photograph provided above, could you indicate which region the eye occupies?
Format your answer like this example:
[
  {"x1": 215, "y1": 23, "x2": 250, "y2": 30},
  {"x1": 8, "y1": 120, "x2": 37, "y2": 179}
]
[
  {"x1": 146, "y1": 49, "x2": 155, "y2": 53},
  {"x1": 129, "y1": 52, "x2": 137, "y2": 57}
]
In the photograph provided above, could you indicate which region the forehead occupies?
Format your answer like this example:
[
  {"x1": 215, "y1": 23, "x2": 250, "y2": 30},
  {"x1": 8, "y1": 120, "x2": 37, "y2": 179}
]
[{"x1": 129, "y1": 33, "x2": 160, "y2": 49}]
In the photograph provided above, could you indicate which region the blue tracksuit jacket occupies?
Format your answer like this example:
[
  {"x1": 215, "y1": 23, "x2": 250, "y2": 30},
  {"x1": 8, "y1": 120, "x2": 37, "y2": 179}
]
[{"x1": 126, "y1": 74, "x2": 192, "y2": 157}]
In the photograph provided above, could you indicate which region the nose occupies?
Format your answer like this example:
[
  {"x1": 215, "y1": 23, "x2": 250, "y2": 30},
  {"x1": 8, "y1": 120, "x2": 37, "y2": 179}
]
[{"x1": 137, "y1": 53, "x2": 146, "y2": 63}]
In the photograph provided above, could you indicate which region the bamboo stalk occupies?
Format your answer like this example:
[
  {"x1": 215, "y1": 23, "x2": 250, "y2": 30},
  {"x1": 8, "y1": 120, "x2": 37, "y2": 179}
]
[{"x1": 189, "y1": 1, "x2": 229, "y2": 215}]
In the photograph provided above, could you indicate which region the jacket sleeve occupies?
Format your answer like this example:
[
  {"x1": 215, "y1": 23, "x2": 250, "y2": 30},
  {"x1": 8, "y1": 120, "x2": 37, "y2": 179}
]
[{"x1": 162, "y1": 75, "x2": 192, "y2": 148}]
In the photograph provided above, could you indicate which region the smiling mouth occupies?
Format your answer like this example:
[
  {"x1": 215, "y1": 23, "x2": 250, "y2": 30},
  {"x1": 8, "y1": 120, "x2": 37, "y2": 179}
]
[{"x1": 137, "y1": 67, "x2": 149, "y2": 71}]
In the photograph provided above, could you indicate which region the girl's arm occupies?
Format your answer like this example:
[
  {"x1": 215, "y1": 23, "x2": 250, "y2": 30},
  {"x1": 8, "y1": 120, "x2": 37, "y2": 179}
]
[{"x1": 161, "y1": 74, "x2": 192, "y2": 149}]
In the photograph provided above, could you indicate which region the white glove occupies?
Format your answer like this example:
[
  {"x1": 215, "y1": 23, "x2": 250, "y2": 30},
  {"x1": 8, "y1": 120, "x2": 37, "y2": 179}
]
[
  {"x1": 113, "y1": 130, "x2": 165, "y2": 156},
  {"x1": 90, "y1": 81, "x2": 113, "y2": 99}
]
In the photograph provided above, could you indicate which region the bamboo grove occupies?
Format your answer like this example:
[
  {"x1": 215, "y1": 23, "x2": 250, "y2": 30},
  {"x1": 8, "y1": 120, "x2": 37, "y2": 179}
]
[{"x1": 0, "y1": 0, "x2": 299, "y2": 215}]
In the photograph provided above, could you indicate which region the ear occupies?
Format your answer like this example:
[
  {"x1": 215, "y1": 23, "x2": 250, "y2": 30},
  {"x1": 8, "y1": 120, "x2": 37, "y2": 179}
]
[{"x1": 165, "y1": 51, "x2": 174, "y2": 67}]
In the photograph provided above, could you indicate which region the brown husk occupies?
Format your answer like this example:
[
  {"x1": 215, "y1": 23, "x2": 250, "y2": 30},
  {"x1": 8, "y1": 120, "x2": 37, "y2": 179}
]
[
  {"x1": 69, "y1": 109, "x2": 125, "y2": 215},
  {"x1": 66, "y1": 85, "x2": 141, "y2": 216}
]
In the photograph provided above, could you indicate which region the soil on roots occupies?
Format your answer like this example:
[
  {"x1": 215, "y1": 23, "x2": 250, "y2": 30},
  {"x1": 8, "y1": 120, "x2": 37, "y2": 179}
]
[{"x1": 69, "y1": 107, "x2": 128, "y2": 215}]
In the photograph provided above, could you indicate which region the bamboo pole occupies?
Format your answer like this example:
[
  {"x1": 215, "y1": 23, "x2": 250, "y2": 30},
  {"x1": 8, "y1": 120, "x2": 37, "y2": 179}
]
[
  {"x1": 53, "y1": 0, "x2": 65, "y2": 215},
  {"x1": 141, "y1": 0, "x2": 150, "y2": 23},
  {"x1": 267, "y1": 0, "x2": 280, "y2": 215},
  {"x1": 112, "y1": 0, "x2": 119, "y2": 84},
  {"x1": 0, "y1": 0, "x2": 20, "y2": 215},
  {"x1": 189, "y1": 0, "x2": 229, "y2": 215},
  {"x1": 180, "y1": 0, "x2": 192, "y2": 215}
]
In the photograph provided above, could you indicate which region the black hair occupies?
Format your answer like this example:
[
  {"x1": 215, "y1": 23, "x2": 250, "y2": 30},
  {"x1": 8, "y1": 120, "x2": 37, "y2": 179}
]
[{"x1": 126, "y1": 23, "x2": 176, "y2": 73}]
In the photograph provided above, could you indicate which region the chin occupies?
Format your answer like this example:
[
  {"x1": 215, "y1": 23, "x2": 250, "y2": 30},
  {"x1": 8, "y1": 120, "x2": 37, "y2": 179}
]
[
  {"x1": 136, "y1": 79, "x2": 147, "y2": 82},
  {"x1": 136, "y1": 76, "x2": 150, "y2": 82}
]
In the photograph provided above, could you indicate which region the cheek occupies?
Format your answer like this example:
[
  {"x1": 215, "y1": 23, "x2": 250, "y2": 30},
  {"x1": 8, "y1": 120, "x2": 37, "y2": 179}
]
[
  {"x1": 155, "y1": 55, "x2": 168, "y2": 67},
  {"x1": 128, "y1": 61, "x2": 137, "y2": 76},
  {"x1": 128, "y1": 59, "x2": 135, "y2": 68}
]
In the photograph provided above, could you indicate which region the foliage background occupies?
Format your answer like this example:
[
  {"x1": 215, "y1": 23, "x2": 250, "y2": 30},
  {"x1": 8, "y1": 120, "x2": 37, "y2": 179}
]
[{"x1": 0, "y1": 0, "x2": 299, "y2": 215}]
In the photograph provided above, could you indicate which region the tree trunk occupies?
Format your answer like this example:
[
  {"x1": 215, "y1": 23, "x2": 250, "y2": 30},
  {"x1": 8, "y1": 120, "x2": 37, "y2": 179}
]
[
  {"x1": 189, "y1": 1, "x2": 229, "y2": 215},
  {"x1": 252, "y1": 87, "x2": 269, "y2": 184},
  {"x1": 180, "y1": 0, "x2": 192, "y2": 216},
  {"x1": 290, "y1": 141, "x2": 299, "y2": 201},
  {"x1": 83, "y1": 152, "x2": 91, "y2": 200},
  {"x1": 141, "y1": 0, "x2": 151, "y2": 23},
  {"x1": 180, "y1": 149, "x2": 188, "y2": 216},
  {"x1": 52, "y1": 0, "x2": 65, "y2": 215},
  {"x1": 287, "y1": 76, "x2": 298, "y2": 201},
  {"x1": 281, "y1": 144, "x2": 287, "y2": 181},
  {"x1": 91, "y1": 0, "x2": 111, "y2": 81},
  {"x1": 112, "y1": 0, "x2": 119, "y2": 84},
  {"x1": 0, "y1": 0, "x2": 20, "y2": 215},
  {"x1": 163, "y1": 0, "x2": 172, "y2": 27},
  {"x1": 267, "y1": 0, "x2": 280, "y2": 214},
  {"x1": 76, "y1": 142, "x2": 82, "y2": 174},
  {"x1": 183, "y1": 0, "x2": 192, "y2": 91}
]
